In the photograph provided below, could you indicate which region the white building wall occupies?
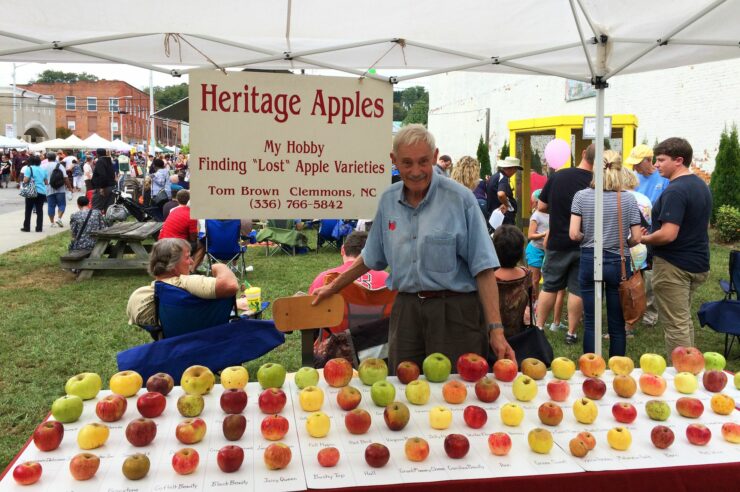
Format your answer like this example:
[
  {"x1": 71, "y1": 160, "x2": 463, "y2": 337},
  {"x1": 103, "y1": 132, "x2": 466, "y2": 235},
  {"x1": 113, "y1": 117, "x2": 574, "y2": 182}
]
[{"x1": 427, "y1": 58, "x2": 740, "y2": 173}]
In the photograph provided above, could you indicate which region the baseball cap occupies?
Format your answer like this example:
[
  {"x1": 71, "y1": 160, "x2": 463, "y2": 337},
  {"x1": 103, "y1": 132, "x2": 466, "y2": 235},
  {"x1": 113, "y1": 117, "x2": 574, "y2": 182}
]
[{"x1": 625, "y1": 144, "x2": 653, "y2": 166}]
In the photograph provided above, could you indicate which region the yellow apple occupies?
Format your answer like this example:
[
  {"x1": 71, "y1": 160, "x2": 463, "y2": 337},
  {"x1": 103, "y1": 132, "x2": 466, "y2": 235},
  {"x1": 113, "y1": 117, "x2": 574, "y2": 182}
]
[
  {"x1": 500, "y1": 403, "x2": 524, "y2": 427},
  {"x1": 572, "y1": 398, "x2": 598, "y2": 424},
  {"x1": 65, "y1": 372, "x2": 103, "y2": 400},
  {"x1": 181, "y1": 365, "x2": 215, "y2": 396},
  {"x1": 639, "y1": 353, "x2": 667, "y2": 376},
  {"x1": 77, "y1": 423, "x2": 110, "y2": 450},
  {"x1": 109, "y1": 370, "x2": 143, "y2": 397},
  {"x1": 673, "y1": 372, "x2": 698, "y2": 394},
  {"x1": 305, "y1": 412, "x2": 331, "y2": 438},
  {"x1": 429, "y1": 406, "x2": 453, "y2": 430},
  {"x1": 512, "y1": 375, "x2": 538, "y2": 402},
  {"x1": 710, "y1": 393, "x2": 736, "y2": 415},
  {"x1": 299, "y1": 386, "x2": 325, "y2": 412},
  {"x1": 220, "y1": 366, "x2": 249, "y2": 390},
  {"x1": 608, "y1": 356, "x2": 634, "y2": 376},
  {"x1": 527, "y1": 428, "x2": 553, "y2": 454},
  {"x1": 551, "y1": 357, "x2": 576, "y2": 380},
  {"x1": 607, "y1": 427, "x2": 632, "y2": 451}
]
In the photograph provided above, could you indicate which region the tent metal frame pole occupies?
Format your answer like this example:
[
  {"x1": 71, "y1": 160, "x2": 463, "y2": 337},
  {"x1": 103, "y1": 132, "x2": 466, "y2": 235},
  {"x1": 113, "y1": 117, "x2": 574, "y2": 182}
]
[
  {"x1": 394, "y1": 59, "x2": 499, "y2": 82},
  {"x1": 611, "y1": 37, "x2": 740, "y2": 47},
  {"x1": 0, "y1": 32, "x2": 152, "y2": 57},
  {"x1": 594, "y1": 86, "x2": 605, "y2": 356},
  {"x1": 497, "y1": 42, "x2": 584, "y2": 63},
  {"x1": 498, "y1": 61, "x2": 591, "y2": 82},
  {"x1": 569, "y1": 0, "x2": 596, "y2": 78},
  {"x1": 575, "y1": 0, "x2": 600, "y2": 37}
]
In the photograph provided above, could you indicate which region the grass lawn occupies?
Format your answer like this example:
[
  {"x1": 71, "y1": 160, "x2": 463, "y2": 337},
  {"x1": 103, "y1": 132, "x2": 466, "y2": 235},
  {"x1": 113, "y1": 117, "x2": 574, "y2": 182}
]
[{"x1": 0, "y1": 228, "x2": 736, "y2": 471}]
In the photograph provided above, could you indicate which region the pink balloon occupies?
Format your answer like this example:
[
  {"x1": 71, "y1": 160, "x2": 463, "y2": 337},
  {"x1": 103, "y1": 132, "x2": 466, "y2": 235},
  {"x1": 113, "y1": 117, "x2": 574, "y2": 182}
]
[{"x1": 544, "y1": 138, "x2": 571, "y2": 170}]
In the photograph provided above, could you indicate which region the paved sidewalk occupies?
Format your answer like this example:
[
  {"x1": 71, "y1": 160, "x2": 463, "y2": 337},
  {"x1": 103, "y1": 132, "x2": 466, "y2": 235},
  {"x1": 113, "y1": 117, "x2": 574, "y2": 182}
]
[{"x1": 0, "y1": 194, "x2": 80, "y2": 255}]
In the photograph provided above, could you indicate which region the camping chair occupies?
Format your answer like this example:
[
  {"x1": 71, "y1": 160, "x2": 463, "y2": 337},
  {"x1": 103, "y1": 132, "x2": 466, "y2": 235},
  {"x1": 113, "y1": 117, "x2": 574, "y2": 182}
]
[
  {"x1": 205, "y1": 219, "x2": 248, "y2": 276},
  {"x1": 316, "y1": 219, "x2": 342, "y2": 252},
  {"x1": 698, "y1": 249, "x2": 740, "y2": 358},
  {"x1": 255, "y1": 219, "x2": 308, "y2": 256}
]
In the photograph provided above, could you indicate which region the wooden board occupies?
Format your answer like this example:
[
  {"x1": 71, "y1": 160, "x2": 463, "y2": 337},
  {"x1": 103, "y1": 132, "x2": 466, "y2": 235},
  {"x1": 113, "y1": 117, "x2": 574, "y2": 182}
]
[{"x1": 272, "y1": 294, "x2": 344, "y2": 331}]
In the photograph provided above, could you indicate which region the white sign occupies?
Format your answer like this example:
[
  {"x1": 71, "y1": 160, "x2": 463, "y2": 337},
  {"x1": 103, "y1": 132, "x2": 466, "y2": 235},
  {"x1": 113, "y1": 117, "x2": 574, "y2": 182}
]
[
  {"x1": 189, "y1": 71, "x2": 393, "y2": 219},
  {"x1": 5, "y1": 124, "x2": 15, "y2": 138},
  {"x1": 582, "y1": 116, "x2": 612, "y2": 139}
]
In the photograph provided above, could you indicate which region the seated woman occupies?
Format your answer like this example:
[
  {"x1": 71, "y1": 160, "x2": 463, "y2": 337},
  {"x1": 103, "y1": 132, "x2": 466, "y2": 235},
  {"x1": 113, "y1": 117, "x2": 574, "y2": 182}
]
[
  {"x1": 69, "y1": 196, "x2": 106, "y2": 251},
  {"x1": 492, "y1": 225, "x2": 531, "y2": 338}
]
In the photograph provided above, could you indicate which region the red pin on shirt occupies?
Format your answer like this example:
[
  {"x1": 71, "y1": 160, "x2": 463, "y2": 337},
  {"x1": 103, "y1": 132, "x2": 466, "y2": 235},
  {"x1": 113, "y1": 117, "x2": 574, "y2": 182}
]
[{"x1": 388, "y1": 220, "x2": 396, "y2": 231}]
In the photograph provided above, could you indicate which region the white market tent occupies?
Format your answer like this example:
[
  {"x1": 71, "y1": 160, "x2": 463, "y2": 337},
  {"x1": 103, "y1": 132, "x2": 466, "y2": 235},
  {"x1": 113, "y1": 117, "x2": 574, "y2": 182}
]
[
  {"x1": 2, "y1": 0, "x2": 738, "y2": 352},
  {"x1": 30, "y1": 137, "x2": 66, "y2": 151},
  {"x1": 83, "y1": 133, "x2": 114, "y2": 150},
  {"x1": 0, "y1": 135, "x2": 29, "y2": 148},
  {"x1": 111, "y1": 139, "x2": 134, "y2": 152},
  {"x1": 62, "y1": 134, "x2": 91, "y2": 149}
]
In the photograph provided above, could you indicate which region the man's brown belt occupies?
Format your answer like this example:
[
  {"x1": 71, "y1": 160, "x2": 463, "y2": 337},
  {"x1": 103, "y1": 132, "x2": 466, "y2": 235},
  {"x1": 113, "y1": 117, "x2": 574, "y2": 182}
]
[{"x1": 406, "y1": 290, "x2": 474, "y2": 299}]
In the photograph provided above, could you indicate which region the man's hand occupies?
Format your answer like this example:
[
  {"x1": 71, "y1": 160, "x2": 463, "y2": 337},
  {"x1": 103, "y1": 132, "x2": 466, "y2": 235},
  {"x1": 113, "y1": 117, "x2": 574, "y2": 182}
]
[
  {"x1": 489, "y1": 330, "x2": 517, "y2": 366},
  {"x1": 311, "y1": 283, "x2": 336, "y2": 306},
  {"x1": 498, "y1": 204, "x2": 507, "y2": 214}
]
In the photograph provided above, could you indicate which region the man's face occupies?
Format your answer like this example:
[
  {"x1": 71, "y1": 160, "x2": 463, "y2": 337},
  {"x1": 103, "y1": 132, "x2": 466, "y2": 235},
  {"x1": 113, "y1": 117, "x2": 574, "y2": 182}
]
[
  {"x1": 634, "y1": 157, "x2": 652, "y2": 176},
  {"x1": 501, "y1": 167, "x2": 517, "y2": 178},
  {"x1": 654, "y1": 154, "x2": 683, "y2": 179},
  {"x1": 437, "y1": 158, "x2": 451, "y2": 170},
  {"x1": 174, "y1": 247, "x2": 194, "y2": 276},
  {"x1": 391, "y1": 142, "x2": 437, "y2": 196}
]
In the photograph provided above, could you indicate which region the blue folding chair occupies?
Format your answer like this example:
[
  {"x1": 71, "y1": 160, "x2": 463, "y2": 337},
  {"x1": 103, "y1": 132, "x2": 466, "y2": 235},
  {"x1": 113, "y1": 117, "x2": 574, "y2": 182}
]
[
  {"x1": 205, "y1": 219, "x2": 248, "y2": 277},
  {"x1": 155, "y1": 281, "x2": 236, "y2": 338},
  {"x1": 699, "y1": 249, "x2": 740, "y2": 358}
]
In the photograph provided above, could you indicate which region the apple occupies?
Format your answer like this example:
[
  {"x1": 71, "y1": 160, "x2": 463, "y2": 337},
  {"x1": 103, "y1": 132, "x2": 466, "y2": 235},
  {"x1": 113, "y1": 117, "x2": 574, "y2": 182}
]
[
  {"x1": 444, "y1": 433, "x2": 471, "y2": 458},
  {"x1": 294, "y1": 366, "x2": 319, "y2": 389},
  {"x1": 551, "y1": 356, "x2": 576, "y2": 380},
  {"x1": 323, "y1": 358, "x2": 353, "y2": 387},
  {"x1": 608, "y1": 356, "x2": 635, "y2": 376},
  {"x1": 13, "y1": 461, "x2": 42, "y2": 485},
  {"x1": 611, "y1": 402, "x2": 637, "y2": 424},
  {"x1": 370, "y1": 380, "x2": 396, "y2": 407},
  {"x1": 299, "y1": 385, "x2": 324, "y2": 412},
  {"x1": 429, "y1": 405, "x2": 453, "y2": 430},
  {"x1": 546, "y1": 379, "x2": 570, "y2": 402},
  {"x1": 109, "y1": 370, "x2": 143, "y2": 397},
  {"x1": 404, "y1": 437, "x2": 430, "y2": 462},
  {"x1": 639, "y1": 353, "x2": 667, "y2": 376},
  {"x1": 674, "y1": 372, "x2": 698, "y2": 394},
  {"x1": 220, "y1": 388, "x2": 248, "y2": 414},
  {"x1": 220, "y1": 366, "x2": 249, "y2": 390},
  {"x1": 686, "y1": 423, "x2": 712, "y2": 445},
  {"x1": 423, "y1": 352, "x2": 452, "y2": 382},
  {"x1": 223, "y1": 414, "x2": 247, "y2": 441},
  {"x1": 612, "y1": 374, "x2": 637, "y2": 398},
  {"x1": 512, "y1": 375, "x2": 538, "y2": 402},
  {"x1": 125, "y1": 418, "x2": 156, "y2": 447},
  {"x1": 317, "y1": 447, "x2": 340, "y2": 467},
  {"x1": 639, "y1": 373, "x2": 667, "y2": 396},
  {"x1": 264, "y1": 443, "x2": 292, "y2": 470},
  {"x1": 579, "y1": 353, "x2": 606, "y2": 377},
  {"x1": 77, "y1": 423, "x2": 109, "y2": 450},
  {"x1": 703, "y1": 370, "x2": 728, "y2": 392},
  {"x1": 675, "y1": 397, "x2": 704, "y2": 418},
  {"x1": 217, "y1": 445, "x2": 244, "y2": 473},
  {"x1": 177, "y1": 394, "x2": 204, "y2": 417},
  {"x1": 577, "y1": 431, "x2": 596, "y2": 450},
  {"x1": 260, "y1": 414, "x2": 289, "y2": 441},
  {"x1": 710, "y1": 393, "x2": 736, "y2": 415},
  {"x1": 175, "y1": 418, "x2": 207, "y2": 444},
  {"x1": 538, "y1": 402, "x2": 564, "y2": 426},
  {"x1": 336, "y1": 385, "x2": 362, "y2": 411},
  {"x1": 96, "y1": 394, "x2": 127, "y2": 422},
  {"x1": 345, "y1": 408, "x2": 372, "y2": 434},
  {"x1": 51, "y1": 395, "x2": 83, "y2": 423},
  {"x1": 475, "y1": 376, "x2": 501, "y2": 402},
  {"x1": 721, "y1": 422, "x2": 740, "y2": 444},
  {"x1": 569, "y1": 437, "x2": 589, "y2": 457},
  {"x1": 487, "y1": 432, "x2": 512, "y2": 456},
  {"x1": 528, "y1": 428, "x2": 554, "y2": 454},
  {"x1": 500, "y1": 402, "x2": 524, "y2": 426},
  {"x1": 65, "y1": 372, "x2": 102, "y2": 400},
  {"x1": 257, "y1": 362, "x2": 286, "y2": 389},
  {"x1": 396, "y1": 361, "x2": 421, "y2": 384},
  {"x1": 582, "y1": 377, "x2": 607, "y2": 400},
  {"x1": 456, "y1": 353, "x2": 489, "y2": 382},
  {"x1": 645, "y1": 400, "x2": 671, "y2": 421},
  {"x1": 306, "y1": 411, "x2": 331, "y2": 438},
  {"x1": 607, "y1": 427, "x2": 632, "y2": 450},
  {"x1": 442, "y1": 380, "x2": 468, "y2": 404},
  {"x1": 572, "y1": 398, "x2": 598, "y2": 424},
  {"x1": 651, "y1": 425, "x2": 675, "y2": 449},
  {"x1": 735, "y1": 372, "x2": 740, "y2": 389},
  {"x1": 257, "y1": 388, "x2": 285, "y2": 414},
  {"x1": 492, "y1": 358, "x2": 517, "y2": 382},
  {"x1": 358, "y1": 358, "x2": 388, "y2": 386},
  {"x1": 384, "y1": 401, "x2": 410, "y2": 431},
  {"x1": 145, "y1": 372, "x2": 174, "y2": 395},
  {"x1": 671, "y1": 346, "x2": 705, "y2": 374},
  {"x1": 181, "y1": 365, "x2": 215, "y2": 395},
  {"x1": 69, "y1": 452, "x2": 100, "y2": 480},
  {"x1": 33, "y1": 421, "x2": 64, "y2": 451},
  {"x1": 172, "y1": 447, "x2": 199, "y2": 475},
  {"x1": 703, "y1": 351, "x2": 726, "y2": 371},
  {"x1": 137, "y1": 391, "x2": 166, "y2": 418},
  {"x1": 463, "y1": 405, "x2": 488, "y2": 428},
  {"x1": 405, "y1": 379, "x2": 431, "y2": 405},
  {"x1": 122, "y1": 453, "x2": 150, "y2": 480},
  {"x1": 364, "y1": 443, "x2": 390, "y2": 468},
  {"x1": 521, "y1": 357, "x2": 546, "y2": 380}
]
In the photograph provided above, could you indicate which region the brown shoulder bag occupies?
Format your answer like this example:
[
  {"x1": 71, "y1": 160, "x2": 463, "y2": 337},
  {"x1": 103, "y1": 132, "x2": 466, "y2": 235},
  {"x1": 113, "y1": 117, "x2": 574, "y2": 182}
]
[{"x1": 617, "y1": 191, "x2": 647, "y2": 325}]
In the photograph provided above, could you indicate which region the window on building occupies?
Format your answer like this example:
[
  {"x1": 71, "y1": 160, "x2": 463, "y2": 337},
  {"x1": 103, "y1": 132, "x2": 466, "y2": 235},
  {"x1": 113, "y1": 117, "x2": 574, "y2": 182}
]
[
  {"x1": 87, "y1": 97, "x2": 97, "y2": 111},
  {"x1": 66, "y1": 96, "x2": 76, "y2": 111},
  {"x1": 67, "y1": 119, "x2": 76, "y2": 130},
  {"x1": 109, "y1": 98, "x2": 119, "y2": 112},
  {"x1": 111, "y1": 121, "x2": 119, "y2": 132}
]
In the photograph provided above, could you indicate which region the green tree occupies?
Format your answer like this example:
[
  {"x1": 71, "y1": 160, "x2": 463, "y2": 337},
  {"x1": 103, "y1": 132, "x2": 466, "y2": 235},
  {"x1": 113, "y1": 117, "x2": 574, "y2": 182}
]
[
  {"x1": 500, "y1": 139, "x2": 509, "y2": 159},
  {"x1": 477, "y1": 136, "x2": 491, "y2": 179},
  {"x1": 31, "y1": 70, "x2": 99, "y2": 83},
  {"x1": 141, "y1": 83, "x2": 189, "y2": 110},
  {"x1": 710, "y1": 125, "x2": 740, "y2": 224},
  {"x1": 395, "y1": 86, "x2": 428, "y2": 125},
  {"x1": 402, "y1": 99, "x2": 428, "y2": 126},
  {"x1": 56, "y1": 126, "x2": 72, "y2": 138},
  {"x1": 531, "y1": 150, "x2": 543, "y2": 174}
]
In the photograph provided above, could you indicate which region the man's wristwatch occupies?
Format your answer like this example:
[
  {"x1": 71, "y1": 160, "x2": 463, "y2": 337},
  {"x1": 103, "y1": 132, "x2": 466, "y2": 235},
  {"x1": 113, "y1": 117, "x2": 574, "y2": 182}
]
[{"x1": 487, "y1": 322, "x2": 504, "y2": 332}]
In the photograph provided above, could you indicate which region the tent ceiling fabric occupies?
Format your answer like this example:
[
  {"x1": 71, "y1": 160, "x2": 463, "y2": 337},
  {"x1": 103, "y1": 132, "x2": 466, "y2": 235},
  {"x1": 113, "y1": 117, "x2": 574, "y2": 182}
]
[{"x1": 1, "y1": 0, "x2": 738, "y2": 82}]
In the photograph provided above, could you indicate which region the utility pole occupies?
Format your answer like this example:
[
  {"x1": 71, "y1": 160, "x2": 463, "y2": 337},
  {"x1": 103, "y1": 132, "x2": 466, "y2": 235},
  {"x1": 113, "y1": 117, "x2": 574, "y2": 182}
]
[
  {"x1": 149, "y1": 70, "x2": 155, "y2": 156},
  {"x1": 484, "y1": 107, "x2": 490, "y2": 152}
]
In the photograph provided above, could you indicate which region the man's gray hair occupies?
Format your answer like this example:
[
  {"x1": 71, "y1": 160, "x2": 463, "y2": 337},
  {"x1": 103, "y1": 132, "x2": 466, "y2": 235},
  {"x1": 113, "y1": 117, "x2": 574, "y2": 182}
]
[
  {"x1": 393, "y1": 124, "x2": 436, "y2": 154},
  {"x1": 148, "y1": 238, "x2": 190, "y2": 276},
  {"x1": 46, "y1": 151, "x2": 57, "y2": 161}
]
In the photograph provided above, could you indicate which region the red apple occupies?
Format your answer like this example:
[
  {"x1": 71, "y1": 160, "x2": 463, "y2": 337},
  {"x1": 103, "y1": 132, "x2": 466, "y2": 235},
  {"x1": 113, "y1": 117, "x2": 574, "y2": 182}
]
[
  {"x1": 323, "y1": 357, "x2": 353, "y2": 387},
  {"x1": 611, "y1": 402, "x2": 637, "y2": 424},
  {"x1": 546, "y1": 379, "x2": 570, "y2": 402},
  {"x1": 223, "y1": 414, "x2": 247, "y2": 441},
  {"x1": 721, "y1": 422, "x2": 740, "y2": 444},
  {"x1": 538, "y1": 402, "x2": 564, "y2": 426},
  {"x1": 487, "y1": 432, "x2": 512, "y2": 456},
  {"x1": 702, "y1": 370, "x2": 728, "y2": 393},
  {"x1": 686, "y1": 423, "x2": 712, "y2": 446},
  {"x1": 650, "y1": 425, "x2": 675, "y2": 449},
  {"x1": 261, "y1": 414, "x2": 290, "y2": 441},
  {"x1": 217, "y1": 445, "x2": 244, "y2": 472},
  {"x1": 13, "y1": 461, "x2": 42, "y2": 485},
  {"x1": 95, "y1": 394, "x2": 127, "y2": 422},
  {"x1": 125, "y1": 418, "x2": 157, "y2": 447},
  {"x1": 345, "y1": 408, "x2": 372, "y2": 434},
  {"x1": 258, "y1": 388, "x2": 287, "y2": 414},
  {"x1": 404, "y1": 437, "x2": 430, "y2": 462},
  {"x1": 364, "y1": 443, "x2": 390, "y2": 468},
  {"x1": 172, "y1": 448, "x2": 199, "y2": 475},
  {"x1": 675, "y1": 397, "x2": 704, "y2": 419},
  {"x1": 336, "y1": 386, "x2": 362, "y2": 411},
  {"x1": 582, "y1": 377, "x2": 607, "y2": 400},
  {"x1": 264, "y1": 443, "x2": 292, "y2": 470},
  {"x1": 32, "y1": 421, "x2": 64, "y2": 451},
  {"x1": 396, "y1": 361, "x2": 421, "y2": 384},
  {"x1": 137, "y1": 391, "x2": 166, "y2": 418},
  {"x1": 456, "y1": 353, "x2": 489, "y2": 382},
  {"x1": 474, "y1": 376, "x2": 501, "y2": 403},
  {"x1": 493, "y1": 359, "x2": 517, "y2": 382},
  {"x1": 443, "y1": 433, "x2": 470, "y2": 459},
  {"x1": 176, "y1": 418, "x2": 207, "y2": 445},
  {"x1": 577, "y1": 431, "x2": 596, "y2": 450},
  {"x1": 69, "y1": 452, "x2": 100, "y2": 481},
  {"x1": 146, "y1": 372, "x2": 174, "y2": 395},
  {"x1": 221, "y1": 388, "x2": 248, "y2": 414},
  {"x1": 317, "y1": 447, "x2": 340, "y2": 467},
  {"x1": 463, "y1": 405, "x2": 488, "y2": 429},
  {"x1": 671, "y1": 346, "x2": 705, "y2": 375}
]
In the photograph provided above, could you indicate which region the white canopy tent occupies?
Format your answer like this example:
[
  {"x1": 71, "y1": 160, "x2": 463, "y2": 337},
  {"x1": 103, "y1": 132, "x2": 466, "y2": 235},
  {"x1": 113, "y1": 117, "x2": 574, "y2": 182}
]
[
  {"x1": 29, "y1": 137, "x2": 66, "y2": 151},
  {"x1": 62, "y1": 134, "x2": 91, "y2": 149},
  {"x1": 111, "y1": 139, "x2": 134, "y2": 152},
  {"x1": 83, "y1": 133, "x2": 114, "y2": 150},
  {"x1": 0, "y1": 135, "x2": 29, "y2": 148},
  {"x1": 3, "y1": 0, "x2": 738, "y2": 353}
]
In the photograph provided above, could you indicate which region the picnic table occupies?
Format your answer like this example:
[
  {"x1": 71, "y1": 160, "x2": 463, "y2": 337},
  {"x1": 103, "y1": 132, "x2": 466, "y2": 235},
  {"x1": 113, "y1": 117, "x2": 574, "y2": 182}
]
[{"x1": 59, "y1": 221, "x2": 163, "y2": 280}]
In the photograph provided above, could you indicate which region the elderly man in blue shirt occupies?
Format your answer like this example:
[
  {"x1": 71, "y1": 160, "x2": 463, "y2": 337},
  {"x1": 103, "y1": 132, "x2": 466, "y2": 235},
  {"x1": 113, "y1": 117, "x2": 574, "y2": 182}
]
[{"x1": 313, "y1": 125, "x2": 516, "y2": 371}]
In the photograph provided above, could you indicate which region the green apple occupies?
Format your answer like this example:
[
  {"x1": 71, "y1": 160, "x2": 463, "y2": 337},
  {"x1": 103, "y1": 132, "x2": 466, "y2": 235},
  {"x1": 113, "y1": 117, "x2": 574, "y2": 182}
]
[
  {"x1": 422, "y1": 353, "x2": 451, "y2": 383},
  {"x1": 358, "y1": 358, "x2": 388, "y2": 386},
  {"x1": 639, "y1": 353, "x2": 667, "y2": 376},
  {"x1": 65, "y1": 372, "x2": 102, "y2": 400},
  {"x1": 257, "y1": 363, "x2": 287, "y2": 389},
  {"x1": 703, "y1": 352, "x2": 726, "y2": 371},
  {"x1": 51, "y1": 395, "x2": 84, "y2": 423},
  {"x1": 405, "y1": 379, "x2": 431, "y2": 405},
  {"x1": 735, "y1": 372, "x2": 740, "y2": 390},
  {"x1": 294, "y1": 367, "x2": 320, "y2": 390},
  {"x1": 645, "y1": 400, "x2": 671, "y2": 421},
  {"x1": 370, "y1": 380, "x2": 396, "y2": 407}
]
